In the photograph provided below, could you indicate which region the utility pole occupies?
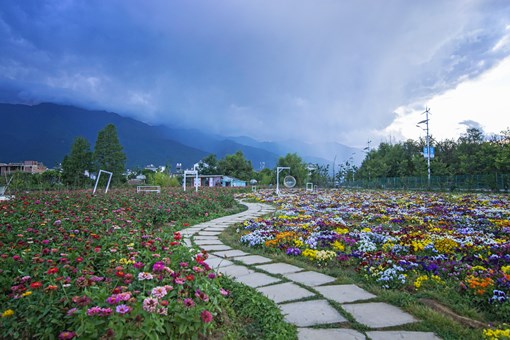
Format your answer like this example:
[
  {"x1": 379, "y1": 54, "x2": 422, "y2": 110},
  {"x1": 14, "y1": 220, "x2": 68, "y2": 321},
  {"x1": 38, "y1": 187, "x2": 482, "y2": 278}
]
[{"x1": 417, "y1": 107, "x2": 432, "y2": 187}]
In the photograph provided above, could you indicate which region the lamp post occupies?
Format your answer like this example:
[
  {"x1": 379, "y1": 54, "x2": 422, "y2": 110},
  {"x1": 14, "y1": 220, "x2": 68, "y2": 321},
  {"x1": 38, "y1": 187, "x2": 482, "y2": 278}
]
[
  {"x1": 417, "y1": 107, "x2": 431, "y2": 187},
  {"x1": 276, "y1": 167, "x2": 290, "y2": 196}
]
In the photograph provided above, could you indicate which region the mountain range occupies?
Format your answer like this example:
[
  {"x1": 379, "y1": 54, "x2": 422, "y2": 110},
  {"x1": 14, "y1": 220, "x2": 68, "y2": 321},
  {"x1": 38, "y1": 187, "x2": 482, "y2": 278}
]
[{"x1": 0, "y1": 102, "x2": 362, "y2": 170}]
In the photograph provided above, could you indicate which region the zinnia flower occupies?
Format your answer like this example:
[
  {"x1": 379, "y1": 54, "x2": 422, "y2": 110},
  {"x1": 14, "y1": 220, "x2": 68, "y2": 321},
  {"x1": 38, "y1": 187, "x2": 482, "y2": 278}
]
[
  {"x1": 151, "y1": 286, "x2": 167, "y2": 298},
  {"x1": 183, "y1": 298, "x2": 194, "y2": 308},
  {"x1": 115, "y1": 304, "x2": 132, "y2": 314},
  {"x1": 143, "y1": 297, "x2": 158, "y2": 313},
  {"x1": 58, "y1": 331, "x2": 76, "y2": 339},
  {"x1": 200, "y1": 310, "x2": 213, "y2": 323},
  {"x1": 1, "y1": 309, "x2": 14, "y2": 317}
]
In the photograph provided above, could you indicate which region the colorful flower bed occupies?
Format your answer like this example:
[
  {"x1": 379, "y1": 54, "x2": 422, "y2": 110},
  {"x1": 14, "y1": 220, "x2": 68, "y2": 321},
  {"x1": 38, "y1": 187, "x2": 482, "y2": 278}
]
[
  {"x1": 0, "y1": 189, "x2": 238, "y2": 338},
  {"x1": 239, "y1": 190, "x2": 510, "y2": 324}
]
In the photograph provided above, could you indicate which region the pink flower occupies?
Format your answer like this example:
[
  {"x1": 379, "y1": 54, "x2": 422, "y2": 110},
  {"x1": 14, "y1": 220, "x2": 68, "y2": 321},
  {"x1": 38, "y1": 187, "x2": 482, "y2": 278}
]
[
  {"x1": 138, "y1": 272, "x2": 153, "y2": 281},
  {"x1": 175, "y1": 277, "x2": 185, "y2": 285},
  {"x1": 220, "y1": 288, "x2": 229, "y2": 296},
  {"x1": 133, "y1": 262, "x2": 144, "y2": 269},
  {"x1": 151, "y1": 286, "x2": 167, "y2": 298},
  {"x1": 201, "y1": 310, "x2": 213, "y2": 323},
  {"x1": 183, "y1": 298, "x2": 194, "y2": 308},
  {"x1": 143, "y1": 297, "x2": 158, "y2": 313},
  {"x1": 58, "y1": 331, "x2": 76, "y2": 339},
  {"x1": 195, "y1": 289, "x2": 209, "y2": 302}
]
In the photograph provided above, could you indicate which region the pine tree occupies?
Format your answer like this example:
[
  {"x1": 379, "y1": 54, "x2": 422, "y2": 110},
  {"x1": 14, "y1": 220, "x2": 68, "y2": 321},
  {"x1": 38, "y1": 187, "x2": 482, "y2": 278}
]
[
  {"x1": 94, "y1": 124, "x2": 126, "y2": 184},
  {"x1": 62, "y1": 136, "x2": 94, "y2": 187}
]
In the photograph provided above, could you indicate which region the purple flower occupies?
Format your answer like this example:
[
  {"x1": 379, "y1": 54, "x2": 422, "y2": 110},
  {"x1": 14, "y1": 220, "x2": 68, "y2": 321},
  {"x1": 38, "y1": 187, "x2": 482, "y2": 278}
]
[
  {"x1": 152, "y1": 261, "x2": 165, "y2": 272},
  {"x1": 115, "y1": 304, "x2": 132, "y2": 314}
]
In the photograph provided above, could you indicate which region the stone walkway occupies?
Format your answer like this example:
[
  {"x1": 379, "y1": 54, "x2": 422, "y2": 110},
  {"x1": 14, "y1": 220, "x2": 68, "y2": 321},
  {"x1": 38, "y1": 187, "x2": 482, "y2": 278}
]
[{"x1": 181, "y1": 202, "x2": 442, "y2": 340}]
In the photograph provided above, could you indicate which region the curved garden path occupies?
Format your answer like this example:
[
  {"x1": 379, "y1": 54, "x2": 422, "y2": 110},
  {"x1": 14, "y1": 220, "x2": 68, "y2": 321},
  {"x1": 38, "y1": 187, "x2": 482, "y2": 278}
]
[{"x1": 180, "y1": 201, "x2": 442, "y2": 340}]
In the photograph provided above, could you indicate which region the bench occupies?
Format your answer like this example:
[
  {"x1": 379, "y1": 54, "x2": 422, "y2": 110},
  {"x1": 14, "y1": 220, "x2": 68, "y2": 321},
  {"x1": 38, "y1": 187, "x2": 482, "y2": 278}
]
[{"x1": 136, "y1": 186, "x2": 161, "y2": 193}]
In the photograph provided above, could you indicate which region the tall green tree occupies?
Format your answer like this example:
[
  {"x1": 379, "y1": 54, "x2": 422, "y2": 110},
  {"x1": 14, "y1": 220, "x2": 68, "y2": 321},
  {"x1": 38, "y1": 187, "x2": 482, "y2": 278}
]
[
  {"x1": 197, "y1": 154, "x2": 220, "y2": 175},
  {"x1": 62, "y1": 136, "x2": 94, "y2": 187},
  {"x1": 277, "y1": 153, "x2": 307, "y2": 186},
  {"x1": 94, "y1": 124, "x2": 126, "y2": 184},
  {"x1": 218, "y1": 151, "x2": 253, "y2": 180}
]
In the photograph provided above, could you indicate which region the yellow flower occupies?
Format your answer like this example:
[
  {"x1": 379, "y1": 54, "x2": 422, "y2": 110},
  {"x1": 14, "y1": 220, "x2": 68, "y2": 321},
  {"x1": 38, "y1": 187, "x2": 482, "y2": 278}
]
[
  {"x1": 294, "y1": 239, "x2": 304, "y2": 247},
  {"x1": 332, "y1": 240, "x2": 345, "y2": 251},
  {"x1": 1, "y1": 309, "x2": 14, "y2": 317},
  {"x1": 335, "y1": 227, "x2": 349, "y2": 234},
  {"x1": 119, "y1": 258, "x2": 135, "y2": 265},
  {"x1": 502, "y1": 265, "x2": 510, "y2": 275},
  {"x1": 21, "y1": 291, "x2": 32, "y2": 297},
  {"x1": 361, "y1": 227, "x2": 371, "y2": 232}
]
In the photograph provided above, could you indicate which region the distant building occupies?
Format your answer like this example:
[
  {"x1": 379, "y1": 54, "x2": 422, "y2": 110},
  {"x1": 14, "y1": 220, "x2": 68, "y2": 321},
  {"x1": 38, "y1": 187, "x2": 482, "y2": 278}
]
[
  {"x1": 182, "y1": 175, "x2": 246, "y2": 188},
  {"x1": 0, "y1": 161, "x2": 47, "y2": 176}
]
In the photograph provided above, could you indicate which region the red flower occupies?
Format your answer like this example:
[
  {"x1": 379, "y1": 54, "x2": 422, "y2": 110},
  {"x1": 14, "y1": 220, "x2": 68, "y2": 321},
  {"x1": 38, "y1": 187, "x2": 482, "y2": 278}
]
[
  {"x1": 173, "y1": 232, "x2": 182, "y2": 241},
  {"x1": 30, "y1": 282, "x2": 43, "y2": 289},
  {"x1": 47, "y1": 267, "x2": 58, "y2": 275},
  {"x1": 186, "y1": 274, "x2": 195, "y2": 282}
]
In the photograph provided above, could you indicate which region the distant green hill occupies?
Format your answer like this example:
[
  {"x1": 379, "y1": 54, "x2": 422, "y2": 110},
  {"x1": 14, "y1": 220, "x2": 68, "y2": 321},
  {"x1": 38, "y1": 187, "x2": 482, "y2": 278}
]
[{"x1": 0, "y1": 102, "x2": 208, "y2": 169}]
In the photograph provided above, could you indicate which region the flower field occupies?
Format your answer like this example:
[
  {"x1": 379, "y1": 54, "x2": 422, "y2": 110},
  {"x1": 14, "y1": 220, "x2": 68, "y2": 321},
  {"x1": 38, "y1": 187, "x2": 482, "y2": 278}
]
[
  {"x1": 0, "y1": 189, "x2": 240, "y2": 339},
  {"x1": 239, "y1": 189, "x2": 510, "y2": 324}
]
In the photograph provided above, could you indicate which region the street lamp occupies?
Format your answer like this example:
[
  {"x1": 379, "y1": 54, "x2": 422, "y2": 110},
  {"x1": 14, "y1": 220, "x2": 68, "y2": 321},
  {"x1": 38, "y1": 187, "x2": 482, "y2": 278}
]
[{"x1": 417, "y1": 107, "x2": 432, "y2": 187}]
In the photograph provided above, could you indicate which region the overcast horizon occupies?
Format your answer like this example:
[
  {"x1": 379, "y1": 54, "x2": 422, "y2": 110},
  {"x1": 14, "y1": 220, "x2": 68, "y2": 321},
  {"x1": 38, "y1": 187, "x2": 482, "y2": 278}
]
[{"x1": 1, "y1": 1, "x2": 509, "y2": 149}]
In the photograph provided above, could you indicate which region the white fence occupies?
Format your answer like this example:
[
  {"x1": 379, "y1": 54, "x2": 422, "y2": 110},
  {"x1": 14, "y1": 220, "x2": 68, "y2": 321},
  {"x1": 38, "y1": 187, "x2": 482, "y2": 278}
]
[{"x1": 136, "y1": 186, "x2": 161, "y2": 193}]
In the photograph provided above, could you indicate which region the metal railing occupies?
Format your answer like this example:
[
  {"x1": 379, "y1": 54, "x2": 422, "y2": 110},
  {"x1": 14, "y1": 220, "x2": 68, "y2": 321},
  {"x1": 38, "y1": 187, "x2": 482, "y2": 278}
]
[{"x1": 339, "y1": 173, "x2": 510, "y2": 192}]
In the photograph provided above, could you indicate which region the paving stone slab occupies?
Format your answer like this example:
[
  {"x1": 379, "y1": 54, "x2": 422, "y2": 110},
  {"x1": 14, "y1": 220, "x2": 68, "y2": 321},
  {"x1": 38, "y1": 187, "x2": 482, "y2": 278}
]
[
  {"x1": 212, "y1": 250, "x2": 249, "y2": 258},
  {"x1": 193, "y1": 239, "x2": 224, "y2": 245},
  {"x1": 298, "y1": 328, "x2": 365, "y2": 340},
  {"x1": 315, "y1": 284, "x2": 376, "y2": 303},
  {"x1": 197, "y1": 231, "x2": 222, "y2": 236},
  {"x1": 204, "y1": 256, "x2": 233, "y2": 269},
  {"x1": 235, "y1": 255, "x2": 273, "y2": 265},
  {"x1": 234, "y1": 272, "x2": 282, "y2": 288},
  {"x1": 217, "y1": 264, "x2": 255, "y2": 278},
  {"x1": 279, "y1": 299, "x2": 347, "y2": 327},
  {"x1": 199, "y1": 244, "x2": 231, "y2": 251},
  {"x1": 366, "y1": 331, "x2": 441, "y2": 340},
  {"x1": 284, "y1": 271, "x2": 337, "y2": 287},
  {"x1": 341, "y1": 302, "x2": 417, "y2": 328},
  {"x1": 255, "y1": 262, "x2": 304, "y2": 275},
  {"x1": 256, "y1": 282, "x2": 314, "y2": 304},
  {"x1": 193, "y1": 235, "x2": 220, "y2": 240}
]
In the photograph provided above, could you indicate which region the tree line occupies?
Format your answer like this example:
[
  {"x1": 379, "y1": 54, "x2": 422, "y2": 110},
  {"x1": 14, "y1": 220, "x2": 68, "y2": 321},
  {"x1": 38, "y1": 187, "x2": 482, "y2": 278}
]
[{"x1": 352, "y1": 127, "x2": 510, "y2": 181}]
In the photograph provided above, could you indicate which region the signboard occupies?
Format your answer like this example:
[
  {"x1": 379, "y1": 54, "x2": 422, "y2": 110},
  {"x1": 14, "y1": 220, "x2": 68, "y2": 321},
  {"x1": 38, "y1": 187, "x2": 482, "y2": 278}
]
[{"x1": 423, "y1": 147, "x2": 435, "y2": 159}]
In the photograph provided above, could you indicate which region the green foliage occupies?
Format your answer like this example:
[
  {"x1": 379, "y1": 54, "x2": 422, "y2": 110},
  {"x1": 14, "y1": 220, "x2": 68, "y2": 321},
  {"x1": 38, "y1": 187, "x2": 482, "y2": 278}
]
[
  {"x1": 197, "y1": 154, "x2": 220, "y2": 175},
  {"x1": 218, "y1": 151, "x2": 254, "y2": 181},
  {"x1": 61, "y1": 136, "x2": 94, "y2": 187},
  {"x1": 94, "y1": 124, "x2": 127, "y2": 184},
  {"x1": 277, "y1": 153, "x2": 308, "y2": 186},
  {"x1": 357, "y1": 127, "x2": 510, "y2": 181},
  {"x1": 148, "y1": 172, "x2": 181, "y2": 187},
  {"x1": 218, "y1": 277, "x2": 297, "y2": 339}
]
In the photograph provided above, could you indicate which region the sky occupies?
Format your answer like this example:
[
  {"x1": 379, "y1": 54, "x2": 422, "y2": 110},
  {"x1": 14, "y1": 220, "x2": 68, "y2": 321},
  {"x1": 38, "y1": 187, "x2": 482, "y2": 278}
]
[{"x1": 1, "y1": 0, "x2": 509, "y2": 149}]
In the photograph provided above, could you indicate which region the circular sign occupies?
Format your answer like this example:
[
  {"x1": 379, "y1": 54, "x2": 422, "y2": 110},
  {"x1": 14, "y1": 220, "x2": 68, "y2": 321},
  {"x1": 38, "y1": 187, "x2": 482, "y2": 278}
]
[{"x1": 283, "y1": 175, "x2": 296, "y2": 188}]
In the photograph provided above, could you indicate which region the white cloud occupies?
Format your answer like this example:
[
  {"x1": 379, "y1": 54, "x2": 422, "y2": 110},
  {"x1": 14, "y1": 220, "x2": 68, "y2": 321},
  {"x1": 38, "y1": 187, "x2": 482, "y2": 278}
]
[{"x1": 383, "y1": 55, "x2": 510, "y2": 142}]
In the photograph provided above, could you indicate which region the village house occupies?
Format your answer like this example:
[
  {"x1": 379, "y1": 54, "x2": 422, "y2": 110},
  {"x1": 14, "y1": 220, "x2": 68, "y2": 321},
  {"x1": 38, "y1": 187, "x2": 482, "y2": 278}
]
[{"x1": 0, "y1": 161, "x2": 47, "y2": 176}]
